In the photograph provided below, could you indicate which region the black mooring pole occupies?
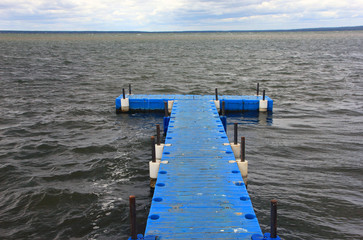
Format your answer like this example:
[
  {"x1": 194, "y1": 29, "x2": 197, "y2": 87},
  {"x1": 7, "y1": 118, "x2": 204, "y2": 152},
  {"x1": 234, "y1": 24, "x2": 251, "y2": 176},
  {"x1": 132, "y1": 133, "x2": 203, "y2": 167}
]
[
  {"x1": 151, "y1": 136, "x2": 156, "y2": 163},
  {"x1": 215, "y1": 88, "x2": 218, "y2": 101},
  {"x1": 129, "y1": 84, "x2": 132, "y2": 95},
  {"x1": 164, "y1": 101, "x2": 168, "y2": 117},
  {"x1": 270, "y1": 199, "x2": 278, "y2": 238},
  {"x1": 263, "y1": 90, "x2": 266, "y2": 101},
  {"x1": 129, "y1": 195, "x2": 137, "y2": 240},
  {"x1": 234, "y1": 123, "x2": 238, "y2": 145},
  {"x1": 156, "y1": 124, "x2": 161, "y2": 146},
  {"x1": 222, "y1": 101, "x2": 225, "y2": 116},
  {"x1": 241, "y1": 137, "x2": 245, "y2": 162},
  {"x1": 122, "y1": 88, "x2": 126, "y2": 99}
]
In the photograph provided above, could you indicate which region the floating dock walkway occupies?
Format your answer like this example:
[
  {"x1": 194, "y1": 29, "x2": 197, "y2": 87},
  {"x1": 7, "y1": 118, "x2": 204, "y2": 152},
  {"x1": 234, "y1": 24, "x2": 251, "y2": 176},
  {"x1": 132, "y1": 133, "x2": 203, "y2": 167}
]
[
  {"x1": 117, "y1": 91, "x2": 279, "y2": 240},
  {"x1": 116, "y1": 94, "x2": 273, "y2": 113}
]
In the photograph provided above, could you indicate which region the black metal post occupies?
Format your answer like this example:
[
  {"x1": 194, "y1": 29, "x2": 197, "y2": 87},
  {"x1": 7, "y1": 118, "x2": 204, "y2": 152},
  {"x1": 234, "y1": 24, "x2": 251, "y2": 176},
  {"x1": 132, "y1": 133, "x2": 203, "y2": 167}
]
[
  {"x1": 129, "y1": 195, "x2": 137, "y2": 240},
  {"x1": 215, "y1": 88, "x2": 218, "y2": 101},
  {"x1": 257, "y1": 83, "x2": 259, "y2": 96},
  {"x1": 263, "y1": 90, "x2": 266, "y2": 101},
  {"x1": 241, "y1": 137, "x2": 245, "y2": 162},
  {"x1": 129, "y1": 84, "x2": 132, "y2": 95},
  {"x1": 156, "y1": 124, "x2": 161, "y2": 145},
  {"x1": 234, "y1": 123, "x2": 238, "y2": 145},
  {"x1": 270, "y1": 199, "x2": 278, "y2": 238},
  {"x1": 122, "y1": 88, "x2": 125, "y2": 99},
  {"x1": 151, "y1": 136, "x2": 156, "y2": 163},
  {"x1": 222, "y1": 101, "x2": 225, "y2": 116},
  {"x1": 164, "y1": 101, "x2": 168, "y2": 117}
]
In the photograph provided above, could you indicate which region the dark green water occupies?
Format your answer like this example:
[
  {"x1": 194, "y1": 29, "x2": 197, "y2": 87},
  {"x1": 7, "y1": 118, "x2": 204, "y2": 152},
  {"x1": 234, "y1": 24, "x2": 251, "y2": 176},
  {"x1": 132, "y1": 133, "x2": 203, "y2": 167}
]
[{"x1": 0, "y1": 32, "x2": 362, "y2": 239}]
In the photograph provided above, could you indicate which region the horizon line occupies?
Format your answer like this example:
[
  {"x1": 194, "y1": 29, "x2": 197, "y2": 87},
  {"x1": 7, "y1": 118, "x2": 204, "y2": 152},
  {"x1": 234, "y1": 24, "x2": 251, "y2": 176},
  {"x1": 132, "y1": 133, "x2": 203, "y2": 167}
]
[{"x1": 1, "y1": 25, "x2": 362, "y2": 33}]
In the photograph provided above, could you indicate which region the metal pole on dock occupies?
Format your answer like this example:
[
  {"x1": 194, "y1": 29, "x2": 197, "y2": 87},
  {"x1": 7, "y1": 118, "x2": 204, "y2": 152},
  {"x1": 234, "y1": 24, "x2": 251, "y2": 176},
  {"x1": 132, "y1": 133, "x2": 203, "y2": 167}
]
[
  {"x1": 270, "y1": 199, "x2": 278, "y2": 238},
  {"x1": 234, "y1": 123, "x2": 238, "y2": 145},
  {"x1": 129, "y1": 84, "x2": 132, "y2": 95},
  {"x1": 151, "y1": 136, "x2": 156, "y2": 163},
  {"x1": 164, "y1": 101, "x2": 168, "y2": 117},
  {"x1": 129, "y1": 195, "x2": 137, "y2": 240},
  {"x1": 122, "y1": 88, "x2": 126, "y2": 99},
  {"x1": 215, "y1": 88, "x2": 218, "y2": 101},
  {"x1": 222, "y1": 101, "x2": 225, "y2": 116},
  {"x1": 263, "y1": 90, "x2": 266, "y2": 101},
  {"x1": 241, "y1": 137, "x2": 245, "y2": 162},
  {"x1": 156, "y1": 125, "x2": 161, "y2": 145},
  {"x1": 257, "y1": 83, "x2": 260, "y2": 96}
]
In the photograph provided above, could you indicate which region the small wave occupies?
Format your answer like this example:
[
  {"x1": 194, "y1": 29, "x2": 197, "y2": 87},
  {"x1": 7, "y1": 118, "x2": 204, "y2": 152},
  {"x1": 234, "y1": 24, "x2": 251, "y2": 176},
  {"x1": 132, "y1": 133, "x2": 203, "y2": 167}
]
[
  {"x1": 0, "y1": 188, "x2": 99, "y2": 239},
  {"x1": 71, "y1": 144, "x2": 117, "y2": 154},
  {"x1": 42, "y1": 166, "x2": 107, "y2": 182}
]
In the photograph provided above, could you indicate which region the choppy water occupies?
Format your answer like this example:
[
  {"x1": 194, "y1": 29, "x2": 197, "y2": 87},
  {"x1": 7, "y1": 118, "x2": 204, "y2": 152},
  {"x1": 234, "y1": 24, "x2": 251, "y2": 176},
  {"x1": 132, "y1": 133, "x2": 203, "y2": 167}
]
[{"x1": 0, "y1": 31, "x2": 362, "y2": 240}]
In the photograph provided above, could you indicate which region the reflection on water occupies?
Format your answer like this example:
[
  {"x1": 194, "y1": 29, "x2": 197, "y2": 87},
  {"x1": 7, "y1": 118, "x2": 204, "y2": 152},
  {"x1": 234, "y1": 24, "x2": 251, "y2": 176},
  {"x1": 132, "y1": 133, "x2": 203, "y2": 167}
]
[{"x1": 227, "y1": 111, "x2": 273, "y2": 126}]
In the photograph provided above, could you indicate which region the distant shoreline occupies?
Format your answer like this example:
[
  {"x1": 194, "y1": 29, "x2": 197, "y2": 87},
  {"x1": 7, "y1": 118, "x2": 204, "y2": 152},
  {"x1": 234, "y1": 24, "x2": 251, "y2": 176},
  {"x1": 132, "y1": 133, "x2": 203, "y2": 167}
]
[{"x1": 1, "y1": 25, "x2": 362, "y2": 34}]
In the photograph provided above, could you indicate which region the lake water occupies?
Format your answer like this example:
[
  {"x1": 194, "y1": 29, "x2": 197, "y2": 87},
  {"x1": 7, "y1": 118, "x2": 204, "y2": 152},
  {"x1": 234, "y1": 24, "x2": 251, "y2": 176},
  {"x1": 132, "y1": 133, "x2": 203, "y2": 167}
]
[{"x1": 0, "y1": 31, "x2": 362, "y2": 239}]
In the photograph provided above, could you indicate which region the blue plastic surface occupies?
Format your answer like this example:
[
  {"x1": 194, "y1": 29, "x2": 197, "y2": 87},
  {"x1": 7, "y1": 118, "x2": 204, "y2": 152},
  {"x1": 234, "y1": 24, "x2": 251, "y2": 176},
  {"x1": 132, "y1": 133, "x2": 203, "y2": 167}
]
[
  {"x1": 163, "y1": 117, "x2": 170, "y2": 134},
  {"x1": 220, "y1": 115, "x2": 227, "y2": 132},
  {"x1": 115, "y1": 94, "x2": 273, "y2": 112},
  {"x1": 144, "y1": 99, "x2": 263, "y2": 239},
  {"x1": 128, "y1": 234, "x2": 157, "y2": 240},
  {"x1": 263, "y1": 233, "x2": 281, "y2": 240}
]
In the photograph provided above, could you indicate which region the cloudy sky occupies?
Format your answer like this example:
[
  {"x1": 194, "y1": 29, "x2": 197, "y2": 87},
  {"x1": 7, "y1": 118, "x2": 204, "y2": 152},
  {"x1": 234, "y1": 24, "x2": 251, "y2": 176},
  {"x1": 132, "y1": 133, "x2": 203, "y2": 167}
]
[{"x1": 1, "y1": 0, "x2": 362, "y2": 31}]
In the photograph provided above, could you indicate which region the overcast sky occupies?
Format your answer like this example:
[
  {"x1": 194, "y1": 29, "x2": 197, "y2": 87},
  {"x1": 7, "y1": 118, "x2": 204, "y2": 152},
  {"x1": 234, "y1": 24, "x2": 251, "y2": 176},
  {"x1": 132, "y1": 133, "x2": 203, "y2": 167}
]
[{"x1": 1, "y1": 0, "x2": 362, "y2": 31}]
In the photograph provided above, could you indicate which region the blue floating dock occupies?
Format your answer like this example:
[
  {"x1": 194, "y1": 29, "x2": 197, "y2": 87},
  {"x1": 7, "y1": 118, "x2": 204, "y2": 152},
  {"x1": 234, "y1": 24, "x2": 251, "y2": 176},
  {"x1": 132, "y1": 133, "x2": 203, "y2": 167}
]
[
  {"x1": 146, "y1": 99, "x2": 262, "y2": 239},
  {"x1": 115, "y1": 94, "x2": 273, "y2": 112},
  {"x1": 118, "y1": 93, "x2": 275, "y2": 239}
]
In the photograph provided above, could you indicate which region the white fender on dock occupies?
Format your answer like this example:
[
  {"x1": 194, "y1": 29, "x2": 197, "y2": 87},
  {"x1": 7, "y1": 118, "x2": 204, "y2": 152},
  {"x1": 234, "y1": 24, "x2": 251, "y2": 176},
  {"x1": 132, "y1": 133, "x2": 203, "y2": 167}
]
[
  {"x1": 149, "y1": 161, "x2": 160, "y2": 179},
  {"x1": 155, "y1": 144, "x2": 165, "y2": 160},
  {"x1": 230, "y1": 143, "x2": 241, "y2": 159},
  {"x1": 168, "y1": 100, "x2": 174, "y2": 114},
  {"x1": 121, "y1": 98, "x2": 130, "y2": 112},
  {"x1": 214, "y1": 100, "x2": 220, "y2": 113},
  {"x1": 236, "y1": 160, "x2": 248, "y2": 186},
  {"x1": 259, "y1": 100, "x2": 267, "y2": 112}
]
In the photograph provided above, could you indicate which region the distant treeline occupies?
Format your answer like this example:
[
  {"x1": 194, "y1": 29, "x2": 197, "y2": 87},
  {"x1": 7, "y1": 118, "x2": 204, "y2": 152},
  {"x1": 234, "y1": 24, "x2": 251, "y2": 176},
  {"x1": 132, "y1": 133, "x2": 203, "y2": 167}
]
[
  {"x1": 277, "y1": 26, "x2": 363, "y2": 32},
  {"x1": 1, "y1": 26, "x2": 363, "y2": 34}
]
